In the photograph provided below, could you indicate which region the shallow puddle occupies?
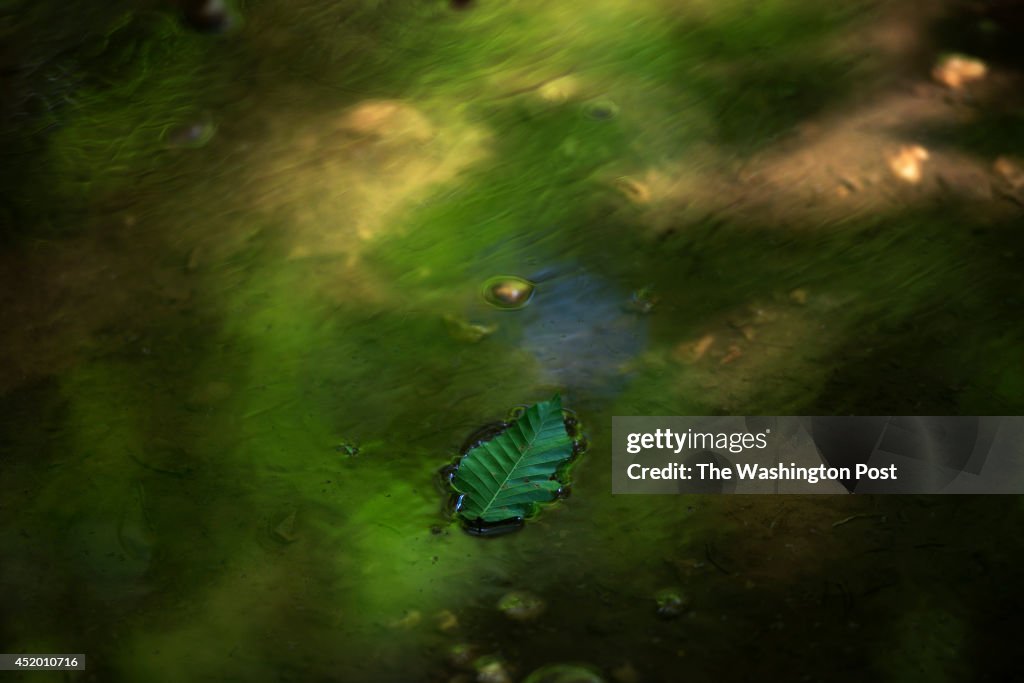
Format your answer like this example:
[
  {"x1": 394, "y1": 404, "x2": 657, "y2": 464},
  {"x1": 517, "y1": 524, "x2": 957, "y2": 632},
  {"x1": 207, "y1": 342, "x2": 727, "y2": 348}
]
[{"x1": 2, "y1": 1, "x2": 1024, "y2": 681}]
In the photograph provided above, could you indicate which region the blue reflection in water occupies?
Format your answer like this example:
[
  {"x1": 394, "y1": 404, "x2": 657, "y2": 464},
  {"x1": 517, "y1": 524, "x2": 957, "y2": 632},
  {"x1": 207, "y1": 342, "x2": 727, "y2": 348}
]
[
  {"x1": 512, "y1": 266, "x2": 647, "y2": 397},
  {"x1": 463, "y1": 231, "x2": 648, "y2": 398}
]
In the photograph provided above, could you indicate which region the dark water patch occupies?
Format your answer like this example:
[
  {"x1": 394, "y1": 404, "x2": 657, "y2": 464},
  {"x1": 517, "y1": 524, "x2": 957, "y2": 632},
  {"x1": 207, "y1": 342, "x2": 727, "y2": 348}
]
[
  {"x1": 929, "y1": 1, "x2": 1024, "y2": 69},
  {"x1": 661, "y1": 5, "x2": 872, "y2": 153},
  {"x1": 179, "y1": 0, "x2": 239, "y2": 35},
  {"x1": 0, "y1": 375, "x2": 68, "y2": 466},
  {"x1": 897, "y1": 109, "x2": 1024, "y2": 161}
]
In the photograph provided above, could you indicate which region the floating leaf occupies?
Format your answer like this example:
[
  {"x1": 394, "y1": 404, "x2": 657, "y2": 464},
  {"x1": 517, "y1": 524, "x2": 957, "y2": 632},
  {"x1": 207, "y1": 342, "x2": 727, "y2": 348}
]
[{"x1": 451, "y1": 396, "x2": 576, "y2": 528}]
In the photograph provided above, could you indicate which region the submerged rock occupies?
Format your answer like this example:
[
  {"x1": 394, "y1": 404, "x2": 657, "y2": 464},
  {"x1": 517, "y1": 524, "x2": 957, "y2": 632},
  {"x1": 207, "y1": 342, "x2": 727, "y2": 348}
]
[
  {"x1": 994, "y1": 156, "x2": 1024, "y2": 191},
  {"x1": 389, "y1": 609, "x2": 422, "y2": 629},
  {"x1": 436, "y1": 609, "x2": 459, "y2": 632},
  {"x1": 443, "y1": 313, "x2": 497, "y2": 343},
  {"x1": 889, "y1": 145, "x2": 929, "y2": 184},
  {"x1": 932, "y1": 54, "x2": 987, "y2": 90},
  {"x1": 523, "y1": 664, "x2": 606, "y2": 683},
  {"x1": 497, "y1": 590, "x2": 546, "y2": 621},
  {"x1": 448, "y1": 643, "x2": 479, "y2": 670}
]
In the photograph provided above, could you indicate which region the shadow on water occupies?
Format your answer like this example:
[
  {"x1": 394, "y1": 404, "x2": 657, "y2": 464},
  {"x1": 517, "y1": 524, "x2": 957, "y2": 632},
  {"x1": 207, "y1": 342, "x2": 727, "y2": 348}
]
[
  {"x1": 807, "y1": 204, "x2": 1024, "y2": 415},
  {"x1": 0, "y1": 225, "x2": 284, "y2": 668},
  {"x1": 665, "y1": 5, "x2": 869, "y2": 152}
]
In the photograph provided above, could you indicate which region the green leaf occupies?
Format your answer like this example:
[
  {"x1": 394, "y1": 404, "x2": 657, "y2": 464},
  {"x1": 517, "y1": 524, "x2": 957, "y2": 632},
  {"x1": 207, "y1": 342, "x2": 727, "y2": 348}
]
[{"x1": 452, "y1": 396, "x2": 574, "y2": 524}]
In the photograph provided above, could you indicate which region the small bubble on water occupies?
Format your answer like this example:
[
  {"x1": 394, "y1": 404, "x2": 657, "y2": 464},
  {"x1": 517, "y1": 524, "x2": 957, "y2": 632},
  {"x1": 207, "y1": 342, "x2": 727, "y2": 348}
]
[{"x1": 481, "y1": 276, "x2": 536, "y2": 310}]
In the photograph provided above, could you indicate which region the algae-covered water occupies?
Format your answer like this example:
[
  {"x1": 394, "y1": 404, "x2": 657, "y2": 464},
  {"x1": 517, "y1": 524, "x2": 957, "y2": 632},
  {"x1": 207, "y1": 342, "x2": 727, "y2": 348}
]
[{"x1": 2, "y1": 1, "x2": 1024, "y2": 681}]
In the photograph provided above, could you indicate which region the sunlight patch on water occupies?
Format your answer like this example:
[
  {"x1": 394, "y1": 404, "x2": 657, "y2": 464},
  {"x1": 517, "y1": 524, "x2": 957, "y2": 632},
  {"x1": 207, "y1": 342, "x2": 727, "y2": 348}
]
[{"x1": 238, "y1": 98, "x2": 491, "y2": 266}]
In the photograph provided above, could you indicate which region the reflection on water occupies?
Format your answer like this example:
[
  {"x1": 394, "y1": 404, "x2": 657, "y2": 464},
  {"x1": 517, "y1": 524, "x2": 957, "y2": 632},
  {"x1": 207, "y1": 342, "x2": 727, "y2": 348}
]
[
  {"x1": 518, "y1": 267, "x2": 647, "y2": 398},
  {"x1": 2, "y1": 0, "x2": 1024, "y2": 681}
]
